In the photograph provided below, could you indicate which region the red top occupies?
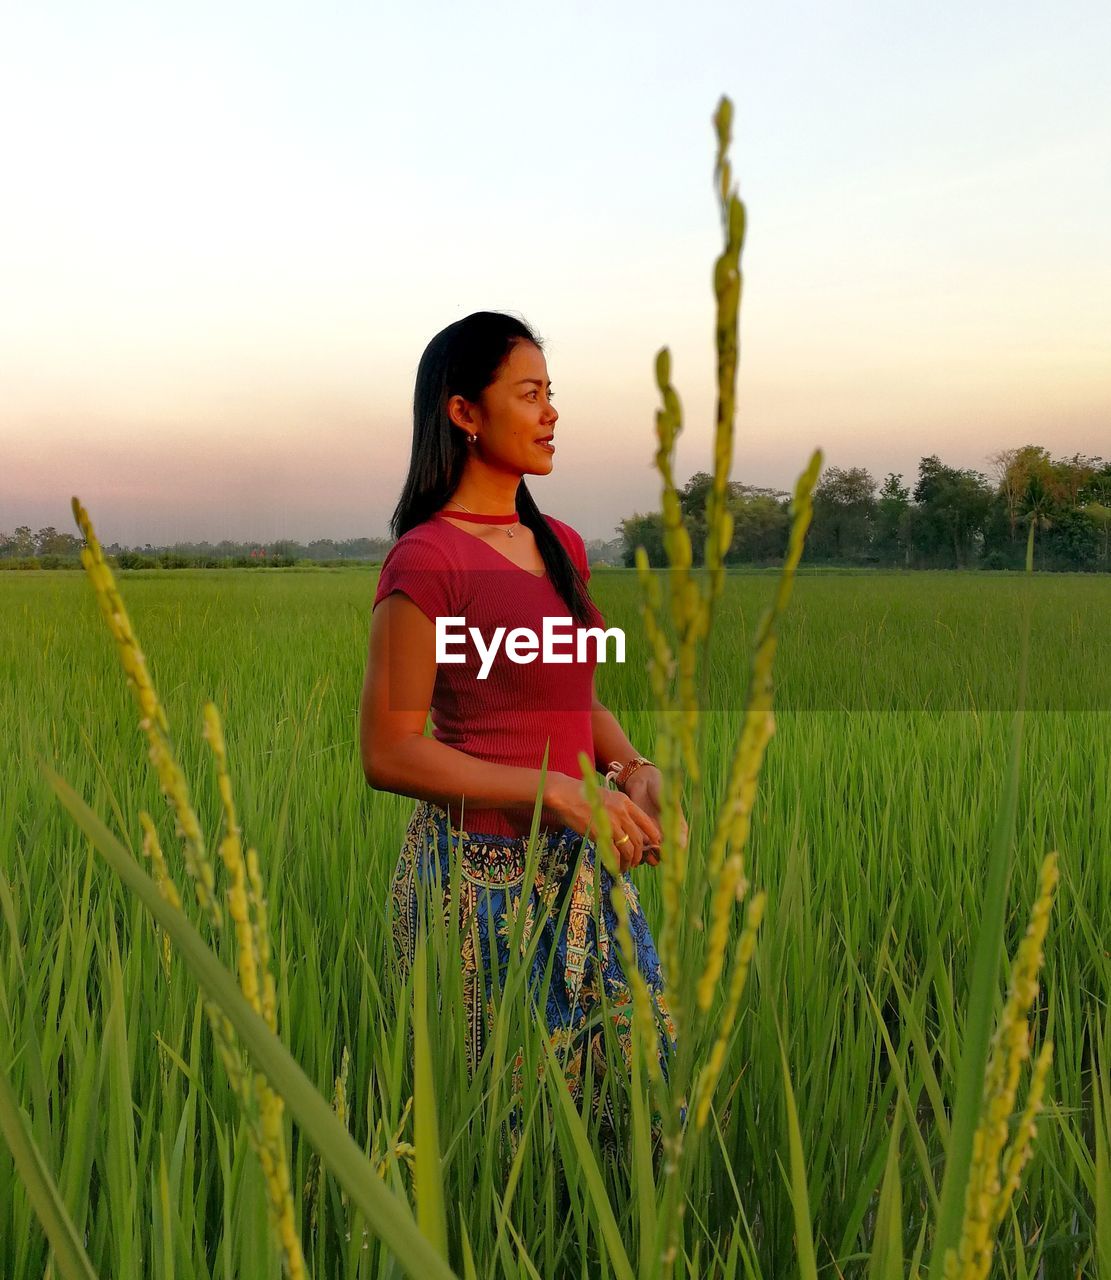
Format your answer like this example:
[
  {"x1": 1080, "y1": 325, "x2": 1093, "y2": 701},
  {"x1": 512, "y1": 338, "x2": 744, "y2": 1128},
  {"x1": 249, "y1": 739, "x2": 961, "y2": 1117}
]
[{"x1": 372, "y1": 512, "x2": 607, "y2": 837}]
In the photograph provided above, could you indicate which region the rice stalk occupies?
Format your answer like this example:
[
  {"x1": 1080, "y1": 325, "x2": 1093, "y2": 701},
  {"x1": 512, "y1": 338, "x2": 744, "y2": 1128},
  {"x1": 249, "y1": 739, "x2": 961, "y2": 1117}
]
[
  {"x1": 941, "y1": 851, "x2": 1059, "y2": 1279},
  {"x1": 69, "y1": 497, "x2": 308, "y2": 1279},
  {"x1": 627, "y1": 93, "x2": 822, "y2": 1275}
]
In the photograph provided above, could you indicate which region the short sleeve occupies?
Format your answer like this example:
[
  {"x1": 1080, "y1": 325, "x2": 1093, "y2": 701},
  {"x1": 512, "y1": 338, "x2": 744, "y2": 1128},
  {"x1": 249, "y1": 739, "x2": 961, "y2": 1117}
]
[{"x1": 373, "y1": 534, "x2": 457, "y2": 623}]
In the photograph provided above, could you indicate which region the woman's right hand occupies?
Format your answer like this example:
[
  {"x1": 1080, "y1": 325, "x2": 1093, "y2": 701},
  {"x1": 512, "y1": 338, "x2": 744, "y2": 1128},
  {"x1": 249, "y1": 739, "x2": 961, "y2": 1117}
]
[{"x1": 545, "y1": 773, "x2": 663, "y2": 873}]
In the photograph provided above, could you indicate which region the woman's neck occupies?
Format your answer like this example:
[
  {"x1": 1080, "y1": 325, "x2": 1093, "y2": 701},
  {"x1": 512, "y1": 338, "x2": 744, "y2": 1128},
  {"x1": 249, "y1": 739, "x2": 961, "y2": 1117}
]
[{"x1": 446, "y1": 471, "x2": 522, "y2": 516}]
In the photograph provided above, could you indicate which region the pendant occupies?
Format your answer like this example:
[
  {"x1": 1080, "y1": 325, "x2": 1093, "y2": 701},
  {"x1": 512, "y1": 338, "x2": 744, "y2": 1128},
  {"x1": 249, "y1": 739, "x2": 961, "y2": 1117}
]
[{"x1": 507, "y1": 529, "x2": 515, "y2": 538}]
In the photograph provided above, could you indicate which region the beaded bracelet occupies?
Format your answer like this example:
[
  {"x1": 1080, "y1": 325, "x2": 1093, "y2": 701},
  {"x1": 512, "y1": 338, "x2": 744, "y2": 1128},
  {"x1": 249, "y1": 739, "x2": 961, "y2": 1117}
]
[{"x1": 605, "y1": 756, "x2": 657, "y2": 789}]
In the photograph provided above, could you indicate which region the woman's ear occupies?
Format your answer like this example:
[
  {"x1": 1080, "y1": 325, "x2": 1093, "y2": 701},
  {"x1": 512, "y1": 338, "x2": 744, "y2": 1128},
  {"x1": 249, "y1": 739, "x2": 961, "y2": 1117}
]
[
  {"x1": 445, "y1": 395, "x2": 462, "y2": 430},
  {"x1": 446, "y1": 393, "x2": 478, "y2": 432}
]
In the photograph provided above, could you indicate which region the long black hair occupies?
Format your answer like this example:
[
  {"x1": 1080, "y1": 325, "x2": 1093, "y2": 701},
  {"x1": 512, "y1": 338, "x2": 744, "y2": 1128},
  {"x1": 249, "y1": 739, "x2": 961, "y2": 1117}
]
[{"x1": 389, "y1": 311, "x2": 595, "y2": 625}]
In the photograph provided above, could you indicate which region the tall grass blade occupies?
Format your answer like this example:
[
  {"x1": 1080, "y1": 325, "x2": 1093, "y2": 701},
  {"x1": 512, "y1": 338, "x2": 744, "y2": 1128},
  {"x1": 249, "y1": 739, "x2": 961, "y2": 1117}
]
[
  {"x1": 928, "y1": 621, "x2": 1029, "y2": 1273},
  {"x1": 1095, "y1": 1014, "x2": 1110, "y2": 1280},
  {"x1": 538, "y1": 1029, "x2": 635, "y2": 1280},
  {"x1": 41, "y1": 760, "x2": 459, "y2": 1280},
  {"x1": 0, "y1": 1062, "x2": 99, "y2": 1280},
  {"x1": 629, "y1": 1026, "x2": 659, "y2": 1280},
  {"x1": 868, "y1": 1104, "x2": 904, "y2": 1280},
  {"x1": 412, "y1": 934, "x2": 449, "y2": 1261},
  {"x1": 775, "y1": 1025, "x2": 818, "y2": 1280}
]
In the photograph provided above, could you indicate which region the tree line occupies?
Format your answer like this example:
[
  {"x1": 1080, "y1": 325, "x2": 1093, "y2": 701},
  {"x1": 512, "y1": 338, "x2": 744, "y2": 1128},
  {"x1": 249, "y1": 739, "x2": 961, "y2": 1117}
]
[
  {"x1": 617, "y1": 446, "x2": 1111, "y2": 572},
  {"x1": 5, "y1": 444, "x2": 1108, "y2": 572},
  {"x1": 0, "y1": 530, "x2": 394, "y2": 570}
]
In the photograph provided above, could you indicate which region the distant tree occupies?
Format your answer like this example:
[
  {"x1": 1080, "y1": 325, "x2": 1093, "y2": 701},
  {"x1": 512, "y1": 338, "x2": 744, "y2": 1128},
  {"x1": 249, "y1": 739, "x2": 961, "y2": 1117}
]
[
  {"x1": 618, "y1": 513, "x2": 667, "y2": 567},
  {"x1": 584, "y1": 537, "x2": 625, "y2": 567},
  {"x1": 341, "y1": 537, "x2": 392, "y2": 560},
  {"x1": 676, "y1": 471, "x2": 789, "y2": 564},
  {"x1": 35, "y1": 527, "x2": 82, "y2": 557},
  {"x1": 1050, "y1": 452, "x2": 1103, "y2": 505},
  {"x1": 12, "y1": 526, "x2": 35, "y2": 557},
  {"x1": 724, "y1": 494, "x2": 789, "y2": 563},
  {"x1": 677, "y1": 471, "x2": 714, "y2": 566},
  {"x1": 991, "y1": 448, "x2": 1096, "y2": 571},
  {"x1": 1081, "y1": 501, "x2": 1111, "y2": 570},
  {"x1": 1017, "y1": 470, "x2": 1063, "y2": 571},
  {"x1": 873, "y1": 473, "x2": 912, "y2": 566},
  {"x1": 982, "y1": 445, "x2": 1103, "y2": 570},
  {"x1": 989, "y1": 445, "x2": 1050, "y2": 541},
  {"x1": 808, "y1": 466, "x2": 876, "y2": 561},
  {"x1": 34, "y1": 527, "x2": 59, "y2": 555},
  {"x1": 1042, "y1": 506, "x2": 1100, "y2": 570},
  {"x1": 678, "y1": 472, "x2": 714, "y2": 517},
  {"x1": 912, "y1": 456, "x2": 993, "y2": 567},
  {"x1": 1078, "y1": 460, "x2": 1111, "y2": 506}
]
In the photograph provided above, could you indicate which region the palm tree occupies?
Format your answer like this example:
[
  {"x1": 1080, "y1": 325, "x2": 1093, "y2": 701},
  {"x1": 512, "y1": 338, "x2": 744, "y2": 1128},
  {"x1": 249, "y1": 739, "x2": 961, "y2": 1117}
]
[{"x1": 1018, "y1": 472, "x2": 1057, "y2": 572}]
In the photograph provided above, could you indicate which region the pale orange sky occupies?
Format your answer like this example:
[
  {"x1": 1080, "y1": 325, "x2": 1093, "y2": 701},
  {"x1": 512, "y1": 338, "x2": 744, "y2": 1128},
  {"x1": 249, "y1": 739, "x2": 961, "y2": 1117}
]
[{"x1": 2, "y1": 2, "x2": 1108, "y2": 544}]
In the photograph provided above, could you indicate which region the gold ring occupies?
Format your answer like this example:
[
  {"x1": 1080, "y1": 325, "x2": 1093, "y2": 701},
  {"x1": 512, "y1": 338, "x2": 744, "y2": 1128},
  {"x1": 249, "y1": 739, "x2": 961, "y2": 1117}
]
[{"x1": 615, "y1": 834, "x2": 631, "y2": 845}]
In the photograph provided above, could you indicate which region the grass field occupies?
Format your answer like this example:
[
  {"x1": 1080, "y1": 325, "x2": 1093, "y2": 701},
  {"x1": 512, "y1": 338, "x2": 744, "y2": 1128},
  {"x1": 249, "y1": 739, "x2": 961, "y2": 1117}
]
[{"x1": 1, "y1": 566, "x2": 1108, "y2": 1278}]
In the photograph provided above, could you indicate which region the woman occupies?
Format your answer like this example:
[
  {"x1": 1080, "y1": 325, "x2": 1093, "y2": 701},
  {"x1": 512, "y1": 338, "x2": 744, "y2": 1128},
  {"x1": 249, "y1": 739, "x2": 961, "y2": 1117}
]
[{"x1": 359, "y1": 311, "x2": 681, "y2": 1099}]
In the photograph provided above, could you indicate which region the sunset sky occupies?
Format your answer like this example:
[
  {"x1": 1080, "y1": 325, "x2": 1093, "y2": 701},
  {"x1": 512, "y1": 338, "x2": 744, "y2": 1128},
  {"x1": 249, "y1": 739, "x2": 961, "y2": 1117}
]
[{"x1": 2, "y1": 1, "x2": 1108, "y2": 545}]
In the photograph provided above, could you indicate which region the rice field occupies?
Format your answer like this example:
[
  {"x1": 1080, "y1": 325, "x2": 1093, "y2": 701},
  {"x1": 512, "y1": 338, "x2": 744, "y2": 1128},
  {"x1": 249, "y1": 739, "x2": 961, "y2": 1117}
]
[{"x1": 1, "y1": 564, "x2": 1107, "y2": 1278}]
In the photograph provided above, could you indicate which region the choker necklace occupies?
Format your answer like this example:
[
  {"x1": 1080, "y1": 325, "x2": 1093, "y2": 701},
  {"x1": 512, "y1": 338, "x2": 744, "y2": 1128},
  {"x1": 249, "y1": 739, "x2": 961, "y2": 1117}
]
[{"x1": 440, "y1": 501, "x2": 520, "y2": 538}]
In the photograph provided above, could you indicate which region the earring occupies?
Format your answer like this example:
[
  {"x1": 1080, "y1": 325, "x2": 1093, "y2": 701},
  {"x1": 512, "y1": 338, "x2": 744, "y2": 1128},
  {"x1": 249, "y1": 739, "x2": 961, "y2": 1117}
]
[{"x1": 467, "y1": 434, "x2": 476, "y2": 444}]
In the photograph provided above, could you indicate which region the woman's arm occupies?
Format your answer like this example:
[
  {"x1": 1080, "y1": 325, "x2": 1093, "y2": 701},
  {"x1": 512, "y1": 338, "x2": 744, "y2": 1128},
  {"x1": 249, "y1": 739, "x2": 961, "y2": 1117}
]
[
  {"x1": 360, "y1": 591, "x2": 569, "y2": 824},
  {"x1": 591, "y1": 684, "x2": 644, "y2": 776},
  {"x1": 590, "y1": 677, "x2": 688, "y2": 866}
]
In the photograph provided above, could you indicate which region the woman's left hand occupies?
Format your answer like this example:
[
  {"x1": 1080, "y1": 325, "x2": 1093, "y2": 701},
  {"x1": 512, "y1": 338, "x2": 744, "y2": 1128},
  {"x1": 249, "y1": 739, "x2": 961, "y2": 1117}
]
[{"x1": 622, "y1": 766, "x2": 688, "y2": 868}]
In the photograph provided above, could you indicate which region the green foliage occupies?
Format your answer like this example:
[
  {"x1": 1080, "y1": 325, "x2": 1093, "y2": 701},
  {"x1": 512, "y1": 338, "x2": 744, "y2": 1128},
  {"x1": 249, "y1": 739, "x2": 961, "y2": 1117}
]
[
  {"x1": 809, "y1": 466, "x2": 877, "y2": 562},
  {"x1": 724, "y1": 493, "x2": 789, "y2": 564},
  {"x1": 0, "y1": 568, "x2": 1107, "y2": 1274},
  {"x1": 909, "y1": 455, "x2": 994, "y2": 568},
  {"x1": 618, "y1": 511, "x2": 667, "y2": 567},
  {"x1": 619, "y1": 449, "x2": 1109, "y2": 573},
  {"x1": 874, "y1": 472, "x2": 912, "y2": 567}
]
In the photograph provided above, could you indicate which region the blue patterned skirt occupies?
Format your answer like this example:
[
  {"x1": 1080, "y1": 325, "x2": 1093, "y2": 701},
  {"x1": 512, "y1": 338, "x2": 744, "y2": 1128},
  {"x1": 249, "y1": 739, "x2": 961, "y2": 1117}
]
[{"x1": 389, "y1": 799, "x2": 677, "y2": 1100}]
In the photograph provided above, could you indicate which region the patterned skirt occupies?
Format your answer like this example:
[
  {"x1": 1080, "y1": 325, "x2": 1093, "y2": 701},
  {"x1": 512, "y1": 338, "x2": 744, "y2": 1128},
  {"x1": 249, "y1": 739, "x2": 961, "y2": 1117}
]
[{"x1": 389, "y1": 799, "x2": 677, "y2": 1103}]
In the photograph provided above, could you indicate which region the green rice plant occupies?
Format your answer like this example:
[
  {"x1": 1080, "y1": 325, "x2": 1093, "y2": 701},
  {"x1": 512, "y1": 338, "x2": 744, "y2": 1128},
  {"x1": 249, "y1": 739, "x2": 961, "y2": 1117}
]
[
  {"x1": 21, "y1": 501, "x2": 460, "y2": 1280},
  {"x1": 0, "y1": 1064, "x2": 97, "y2": 1280},
  {"x1": 45, "y1": 762, "x2": 459, "y2": 1279},
  {"x1": 65, "y1": 499, "x2": 306, "y2": 1278},
  {"x1": 2, "y1": 535, "x2": 1105, "y2": 1276},
  {"x1": 938, "y1": 852, "x2": 1058, "y2": 1278},
  {"x1": 1094, "y1": 1015, "x2": 1111, "y2": 1278},
  {"x1": 566, "y1": 92, "x2": 824, "y2": 1277}
]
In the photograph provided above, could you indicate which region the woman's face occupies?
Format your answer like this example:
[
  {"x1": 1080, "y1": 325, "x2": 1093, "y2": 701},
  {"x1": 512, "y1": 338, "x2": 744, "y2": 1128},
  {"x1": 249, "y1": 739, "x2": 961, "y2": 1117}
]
[{"x1": 452, "y1": 340, "x2": 558, "y2": 476}]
